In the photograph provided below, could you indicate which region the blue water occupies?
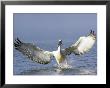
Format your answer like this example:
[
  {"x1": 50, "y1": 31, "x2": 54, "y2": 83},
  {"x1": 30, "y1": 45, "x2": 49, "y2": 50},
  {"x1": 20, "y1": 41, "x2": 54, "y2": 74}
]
[{"x1": 13, "y1": 40, "x2": 97, "y2": 75}]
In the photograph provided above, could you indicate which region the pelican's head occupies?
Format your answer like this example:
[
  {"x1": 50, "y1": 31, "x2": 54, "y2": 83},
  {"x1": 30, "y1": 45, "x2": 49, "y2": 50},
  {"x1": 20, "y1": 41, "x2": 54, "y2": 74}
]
[
  {"x1": 88, "y1": 30, "x2": 96, "y2": 40},
  {"x1": 58, "y1": 39, "x2": 63, "y2": 47}
]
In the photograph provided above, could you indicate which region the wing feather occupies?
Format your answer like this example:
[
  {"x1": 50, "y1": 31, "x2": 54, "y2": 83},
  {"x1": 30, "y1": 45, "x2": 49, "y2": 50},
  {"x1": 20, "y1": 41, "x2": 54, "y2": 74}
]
[
  {"x1": 64, "y1": 37, "x2": 84, "y2": 55},
  {"x1": 14, "y1": 38, "x2": 53, "y2": 64},
  {"x1": 64, "y1": 35, "x2": 96, "y2": 55}
]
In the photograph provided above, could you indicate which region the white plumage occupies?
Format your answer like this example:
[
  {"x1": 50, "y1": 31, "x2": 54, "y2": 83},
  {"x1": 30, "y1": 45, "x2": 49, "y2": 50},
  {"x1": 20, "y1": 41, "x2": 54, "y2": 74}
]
[
  {"x1": 72, "y1": 36, "x2": 96, "y2": 55},
  {"x1": 14, "y1": 30, "x2": 96, "y2": 65}
]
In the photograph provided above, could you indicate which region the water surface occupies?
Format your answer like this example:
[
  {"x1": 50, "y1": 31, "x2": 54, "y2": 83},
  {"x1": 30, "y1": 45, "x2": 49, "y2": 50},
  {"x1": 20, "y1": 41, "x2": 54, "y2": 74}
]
[{"x1": 13, "y1": 41, "x2": 97, "y2": 75}]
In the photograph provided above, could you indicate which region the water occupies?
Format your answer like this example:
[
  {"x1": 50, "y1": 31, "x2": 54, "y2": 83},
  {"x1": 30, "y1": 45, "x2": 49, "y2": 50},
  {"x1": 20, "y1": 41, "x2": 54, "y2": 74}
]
[{"x1": 13, "y1": 40, "x2": 97, "y2": 75}]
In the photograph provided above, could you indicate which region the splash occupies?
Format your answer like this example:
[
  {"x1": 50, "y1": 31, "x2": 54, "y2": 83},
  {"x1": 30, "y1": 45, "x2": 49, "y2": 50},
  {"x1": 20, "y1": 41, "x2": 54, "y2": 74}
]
[
  {"x1": 58, "y1": 63, "x2": 72, "y2": 69},
  {"x1": 58, "y1": 59, "x2": 72, "y2": 69}
]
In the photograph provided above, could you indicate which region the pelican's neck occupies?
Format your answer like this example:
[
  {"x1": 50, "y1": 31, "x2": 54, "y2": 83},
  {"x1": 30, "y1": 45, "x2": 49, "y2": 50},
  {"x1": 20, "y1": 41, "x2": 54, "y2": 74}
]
[{"x1": 57, "y1": 45, "x2": 61, "y2": 52}]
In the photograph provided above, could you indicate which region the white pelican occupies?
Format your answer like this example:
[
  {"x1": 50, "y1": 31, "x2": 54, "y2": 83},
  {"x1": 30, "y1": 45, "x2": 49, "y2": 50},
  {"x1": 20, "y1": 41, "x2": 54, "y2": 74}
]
[{"x1": 14, "y1": 30, "x2": 96, "y2": 65}]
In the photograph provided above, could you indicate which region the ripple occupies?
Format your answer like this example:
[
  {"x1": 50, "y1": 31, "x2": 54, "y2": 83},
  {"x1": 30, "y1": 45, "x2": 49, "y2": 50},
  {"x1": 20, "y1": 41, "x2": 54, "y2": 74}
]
[{"x1": 14, "y1": 44, "x2": 97, "y2": 75}]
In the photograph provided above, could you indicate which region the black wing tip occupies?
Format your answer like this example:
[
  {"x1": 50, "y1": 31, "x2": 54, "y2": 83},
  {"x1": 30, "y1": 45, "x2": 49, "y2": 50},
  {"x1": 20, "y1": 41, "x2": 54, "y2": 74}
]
[
  {"x1": 89, "y1": 30, "x2": 96, "y2": 36},
  {"x1": 14, "y1": 37, "x2": 23, "y2": 48}
]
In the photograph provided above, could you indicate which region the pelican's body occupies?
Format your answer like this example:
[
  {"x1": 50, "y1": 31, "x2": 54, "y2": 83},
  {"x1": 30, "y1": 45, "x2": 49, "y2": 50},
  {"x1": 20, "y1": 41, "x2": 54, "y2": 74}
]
[
  {"x1": 14, "y1": 30, "x2": 96, "y2": 66},
  {"x1": 52, "y1": 46, "x2": 65, "y2": 65}
]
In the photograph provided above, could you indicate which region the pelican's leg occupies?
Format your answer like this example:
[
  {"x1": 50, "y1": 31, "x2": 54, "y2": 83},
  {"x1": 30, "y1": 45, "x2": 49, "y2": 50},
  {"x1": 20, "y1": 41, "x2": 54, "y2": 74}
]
[
  {"x1": 58, "y1": 63, "x2": 62, "y2": 69},
  {"x1": 56, "y1": 61, "x2": 61, "y2": 68},
  {"x1": 65, "y1": 56, "x2": 69, "y2": 65}
]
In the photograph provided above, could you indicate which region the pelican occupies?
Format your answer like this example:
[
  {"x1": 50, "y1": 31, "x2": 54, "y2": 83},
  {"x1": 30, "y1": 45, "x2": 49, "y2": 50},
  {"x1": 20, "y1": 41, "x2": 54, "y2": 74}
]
[{"x1": 14, "y1": 30, "x2": 96, "y2": 66}]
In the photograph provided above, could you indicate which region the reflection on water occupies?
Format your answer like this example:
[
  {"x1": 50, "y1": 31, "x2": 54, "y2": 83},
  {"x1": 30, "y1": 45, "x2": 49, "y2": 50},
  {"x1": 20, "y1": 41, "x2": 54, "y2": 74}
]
[{"x1": 13, "y1": 41, "x2": 97, "y2": 75}]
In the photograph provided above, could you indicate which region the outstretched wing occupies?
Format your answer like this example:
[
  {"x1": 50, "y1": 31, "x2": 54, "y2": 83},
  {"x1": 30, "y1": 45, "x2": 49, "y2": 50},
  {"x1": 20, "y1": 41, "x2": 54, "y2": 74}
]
[
  {"x1": 64, "y1": 37, "x2": 85, "y2": 55},
  {"x1": 64, "y1": 30, "x2": 96, "y2": 55},
  {"x1": 14, "y1": 38, "x2": 53, "y2": 64}
]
